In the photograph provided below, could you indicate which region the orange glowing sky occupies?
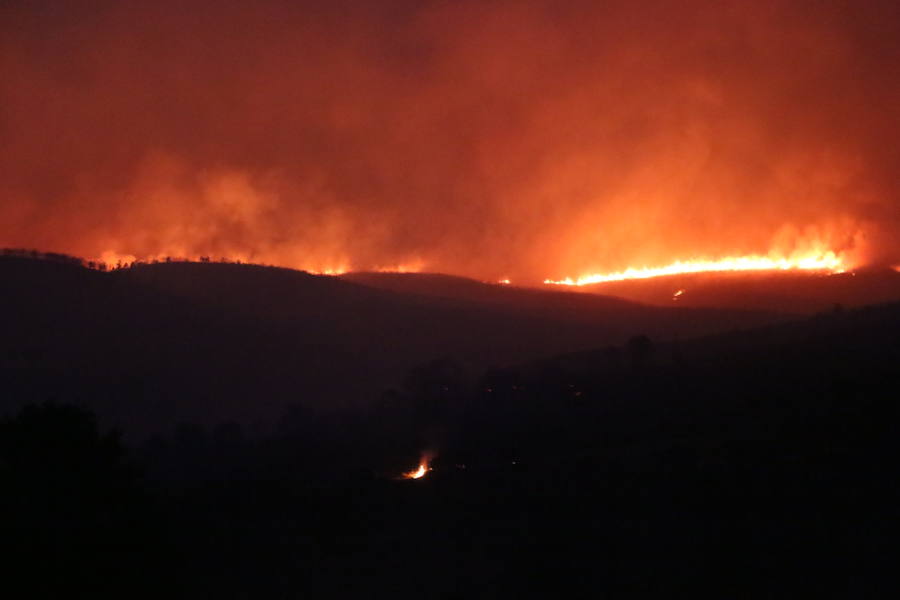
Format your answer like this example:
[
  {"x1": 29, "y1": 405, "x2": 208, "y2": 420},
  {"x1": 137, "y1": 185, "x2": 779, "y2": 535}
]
[{"x1": 1, "y1": 0, "x2": 898, "y2": 282}]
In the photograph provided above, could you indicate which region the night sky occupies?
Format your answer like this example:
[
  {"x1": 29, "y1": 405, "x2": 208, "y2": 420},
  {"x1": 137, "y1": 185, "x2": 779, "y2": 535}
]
[{"x1": 2, "y1": 0, "x2": 898, "y2": 280}]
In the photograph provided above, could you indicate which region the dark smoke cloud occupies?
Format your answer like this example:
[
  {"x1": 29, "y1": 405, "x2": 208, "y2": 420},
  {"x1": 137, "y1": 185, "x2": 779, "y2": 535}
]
[{"x1": 2, "y1": 0, "x2": 898, "y2": 279}]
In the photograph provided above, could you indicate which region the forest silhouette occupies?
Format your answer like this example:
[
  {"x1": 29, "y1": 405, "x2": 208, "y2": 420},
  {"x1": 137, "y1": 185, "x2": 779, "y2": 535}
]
[{"x1": 2, "y1": 253, "x2": 897, "y2": 597}]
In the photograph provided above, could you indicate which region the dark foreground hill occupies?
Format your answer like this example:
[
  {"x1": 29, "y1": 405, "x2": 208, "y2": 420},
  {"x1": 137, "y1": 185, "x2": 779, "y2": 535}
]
[
  {"x1": 139, "y1": 299, "x2": 900, "y2": 597},
  {"x1": 1, "y1": 256, "x2": 783, "y2": 437},
  {"x1": 4, "y1": 285, "x2": 898, "y2": 597}
]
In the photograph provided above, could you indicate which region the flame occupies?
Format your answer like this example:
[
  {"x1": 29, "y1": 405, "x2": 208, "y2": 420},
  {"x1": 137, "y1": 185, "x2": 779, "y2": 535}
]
[
  {"x1": 91, "y1": 236, "x2": 862, "y2": 288},
  {"x1": 402, "y1": 456, "x2": 431, "y2": 480},
  {"x1": 96, "y1": 250, "x2": 137, "y2": 267},
  {"x1": 673, "y1": 289, "x2": 685, "y2": 300},
  {"x1": 89, "y1": 251, "x2": 430, "y2": 277},
  {"x1": 544, "y1": 251, "x2": 845, "y2": 286},
  {"x1": 375, "y1": 260, "x2": 424, "y2": 273},
  {"x1": 91, "y1": 251, "x2": 260, "y2": 269},
  {"x1": 311, "y1": 266, "x2": 349, "y2": 276},
  {"x1": 405, "y1": 464, "x2": 427, "y2": 479}
]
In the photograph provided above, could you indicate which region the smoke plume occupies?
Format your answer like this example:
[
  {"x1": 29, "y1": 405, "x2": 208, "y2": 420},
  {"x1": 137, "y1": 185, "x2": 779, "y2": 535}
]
[{"x1": 2, "y1": 0, "x2": 898, "y2": 280}]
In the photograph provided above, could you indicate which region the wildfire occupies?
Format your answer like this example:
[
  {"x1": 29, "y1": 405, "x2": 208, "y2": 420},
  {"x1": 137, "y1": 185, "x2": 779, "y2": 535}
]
[
  {"x1": 97, "y1": 250, "x2": 138, "y2": 267},
  {"x1": 402, "y1": 456, "x2": 431, "y2": 480},
  {"x1": 544, "y1": 251, "x2": 845, "y2": 286},
  {"x1": 88, "y1": 251, "x2": 428, "y2": 277},
  {"x1": 312, "y1": 266, "x2": 349, "y2": 276},
  {"x1": 375, "y1": 260, "x2": 424, "y2": 273},
  {"x1": 91, "y1": 250, "x2": 257, "y2": 269},
  {"x1": 90, "y1": 243, "x2": 862, "y2": 289}
]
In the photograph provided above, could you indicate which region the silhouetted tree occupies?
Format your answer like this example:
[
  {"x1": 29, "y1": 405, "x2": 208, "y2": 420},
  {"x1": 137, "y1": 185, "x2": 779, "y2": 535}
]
[
  {"x1": 0, "y1": 403, "x2": 136, "y2": 509},
  {"x1": 480, "y1": 367, "x2": 523, "y2": 405},
  {"x1": 0, "y1": 403, "x2": 166, "y2": 594},
  {"x1": 626, "y1": 334, "x2": 653, "y2": 370},
  {"x1": 277, "y1": 403, "x2": 316, "y2": 438},
  {"x1": 173, "y1": 422, "x2": 208, "y2": 453},
  {"x1": 603, "y1": 345, "x2": 623, "y2": 370},
  {"x1": 213, "y1": 421, "x2": 244, "y2": 448},
  {"x1": 404, "y1": 357, "x2": 464, "y2": 426}
]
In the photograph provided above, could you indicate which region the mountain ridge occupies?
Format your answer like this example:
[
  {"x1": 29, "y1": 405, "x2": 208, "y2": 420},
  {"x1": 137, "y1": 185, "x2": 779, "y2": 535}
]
[{"x1": 1, "y1": 255, "x2": 789, "y2": 437}]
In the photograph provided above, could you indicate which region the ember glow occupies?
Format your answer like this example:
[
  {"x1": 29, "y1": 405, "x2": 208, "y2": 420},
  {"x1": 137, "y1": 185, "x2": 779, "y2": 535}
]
[{"x1": 544, "y1": 251, "x2": 846, "y2": 286}]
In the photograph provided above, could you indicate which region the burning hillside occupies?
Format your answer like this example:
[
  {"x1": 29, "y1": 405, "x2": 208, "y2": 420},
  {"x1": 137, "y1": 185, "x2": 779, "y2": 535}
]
[
  {"x1": 544, "y1": 249, "x2": 845, "y2": 286},
  {"x1": 1, "y1": 1, "x2": 897, "y2": 281}
]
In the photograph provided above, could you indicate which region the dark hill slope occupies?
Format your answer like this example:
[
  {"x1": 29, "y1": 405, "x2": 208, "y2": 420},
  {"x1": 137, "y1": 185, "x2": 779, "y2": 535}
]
[
  {"x1": 132, "y1": 294, "x2": 899, "y2": 598},
  {"x1": 571, "y1": 267, "x2": 900, "y2": 313},
  {"x1": 417, "y1": 302, "x2": 898, "y2": 597},
  {"x1": 2, "y1": 257, "x2": 786, "y2": 437},
  {"x1": 5, "y1": 258, "x2": 898, "y2": 597},
  {"x1": 474, "y1": 299, "x2": 900, "y2": 473},
  {"x1": 341, "y1": 270, "x2": 787, "y2": 327}
]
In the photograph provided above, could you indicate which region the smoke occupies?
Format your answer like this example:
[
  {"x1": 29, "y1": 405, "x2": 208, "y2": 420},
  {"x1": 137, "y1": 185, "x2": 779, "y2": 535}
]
[{"x1": 1, "y1": 0, "x2": 898, "y2": 280}]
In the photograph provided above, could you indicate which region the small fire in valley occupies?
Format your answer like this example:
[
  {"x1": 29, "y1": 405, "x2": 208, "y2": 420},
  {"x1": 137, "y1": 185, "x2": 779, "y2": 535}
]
[
  {"x1": 673, "y1": 289, "x2": 685, "y2": 300},
  {"x1": 402, "y1": 455, "x2": 432, "y2": 480}
]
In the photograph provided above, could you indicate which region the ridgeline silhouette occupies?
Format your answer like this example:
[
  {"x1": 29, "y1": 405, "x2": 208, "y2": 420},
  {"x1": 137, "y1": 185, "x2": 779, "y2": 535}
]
[
  {"x1": 2, "y1": 250, "x2": 898, "y2": 596},
  {"x1": 1, "y1": 251, "x2": 791, "y2": 437}
]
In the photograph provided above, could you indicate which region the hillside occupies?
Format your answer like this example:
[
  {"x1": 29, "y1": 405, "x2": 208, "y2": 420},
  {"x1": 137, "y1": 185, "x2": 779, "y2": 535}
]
[
  {"x1": 4, "y1": 255, "x2": 898, "y2": 597},
  {"x1": 566, "y1": 267, "x2": 900, "y2": 313},
  {"x1": 0, "y1": 256, "x2": 786, "y2": 437},
  {"x1": 341, "y1": 270, "x2": 793, "y2": 325}
]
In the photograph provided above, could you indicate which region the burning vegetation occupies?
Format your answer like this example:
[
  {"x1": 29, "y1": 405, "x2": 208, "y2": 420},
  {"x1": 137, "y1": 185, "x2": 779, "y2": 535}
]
[
  {"x1": 1, "y1": 2, "x2": 896, "y2": 280},
  {"x1": 544, "y1": 250, "x2": 846, "y2": 286},
  {"x1": 401, "y1": 455, "x2": 433, "y2": 480},
  {"x1": 403, "y1": 463, "x2": 427, "y2": 480},
  {"x1": 80, "y1": 243, "x2": 854, "y2": 288}
]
